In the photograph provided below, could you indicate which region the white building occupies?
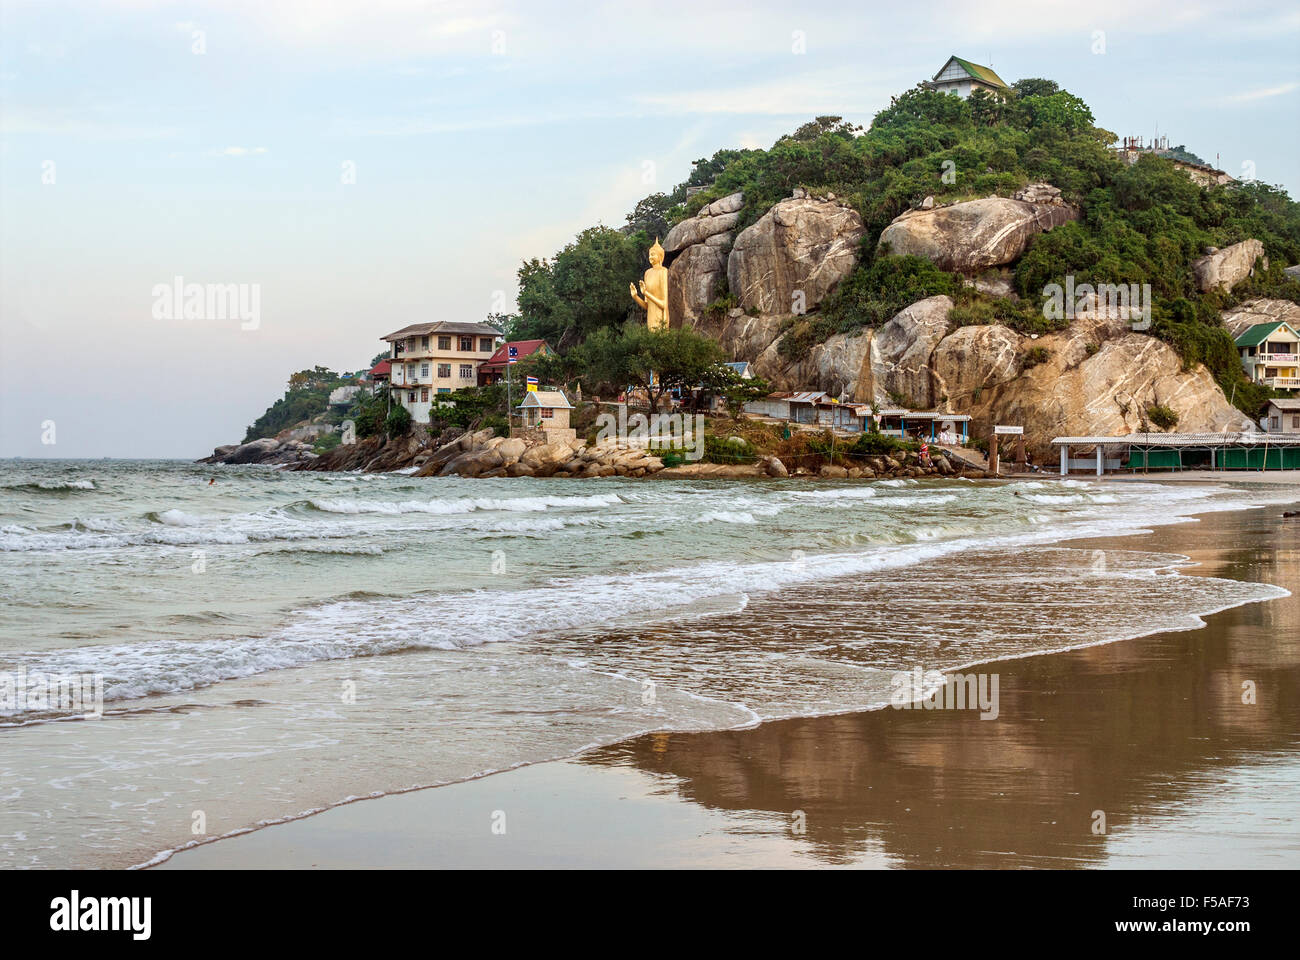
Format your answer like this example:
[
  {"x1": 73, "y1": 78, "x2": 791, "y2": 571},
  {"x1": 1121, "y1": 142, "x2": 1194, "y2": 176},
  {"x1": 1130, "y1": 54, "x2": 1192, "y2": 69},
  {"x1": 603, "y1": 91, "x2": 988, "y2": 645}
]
[
  {"x1": 926, "y1": 56, "x2": 1010, "y2": 99},
  {"x1": 381, "y1": 321, "x2": 503, "y2": 422}
]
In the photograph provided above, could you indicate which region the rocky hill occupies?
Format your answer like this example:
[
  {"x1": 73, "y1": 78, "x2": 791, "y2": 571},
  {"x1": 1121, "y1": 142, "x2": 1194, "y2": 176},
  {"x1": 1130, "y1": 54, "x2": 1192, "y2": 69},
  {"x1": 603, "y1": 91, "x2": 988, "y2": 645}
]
[{"x1": 508, "y1": 80, "x2": 1300, "y2": 452}]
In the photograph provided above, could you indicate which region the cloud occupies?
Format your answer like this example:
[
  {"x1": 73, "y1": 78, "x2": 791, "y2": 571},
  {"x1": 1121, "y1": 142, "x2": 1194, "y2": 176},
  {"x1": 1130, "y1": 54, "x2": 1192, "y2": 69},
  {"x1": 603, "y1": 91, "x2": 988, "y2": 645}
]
[{"x1": 1214, "y1": 82, "x2": 1299, "y2": 104}]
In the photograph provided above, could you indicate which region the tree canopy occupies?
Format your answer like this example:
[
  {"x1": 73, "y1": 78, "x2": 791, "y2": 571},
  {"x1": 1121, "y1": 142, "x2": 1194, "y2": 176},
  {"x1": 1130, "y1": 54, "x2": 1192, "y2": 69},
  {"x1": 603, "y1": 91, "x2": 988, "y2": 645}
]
[{"x1": 574, "y1": 324, "x2": 726, "y2": 410}]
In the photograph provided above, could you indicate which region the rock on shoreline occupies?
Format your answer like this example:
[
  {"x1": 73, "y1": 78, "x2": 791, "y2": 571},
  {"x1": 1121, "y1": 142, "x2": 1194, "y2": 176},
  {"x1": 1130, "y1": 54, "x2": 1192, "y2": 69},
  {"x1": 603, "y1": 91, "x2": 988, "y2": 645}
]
[
  {"x1": 201, "y1": 425, "x2": 980, "y2": 483},
  {"x1": 198, "y1": 436, "x2": 317, "y2": 466}
]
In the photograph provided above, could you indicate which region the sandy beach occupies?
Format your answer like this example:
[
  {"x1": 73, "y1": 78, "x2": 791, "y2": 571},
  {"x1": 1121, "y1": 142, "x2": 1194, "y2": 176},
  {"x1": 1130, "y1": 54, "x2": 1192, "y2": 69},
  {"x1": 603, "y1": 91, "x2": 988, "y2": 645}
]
[{"x1": 156, "y1": 492, "x2": 1300, "y2": 870}]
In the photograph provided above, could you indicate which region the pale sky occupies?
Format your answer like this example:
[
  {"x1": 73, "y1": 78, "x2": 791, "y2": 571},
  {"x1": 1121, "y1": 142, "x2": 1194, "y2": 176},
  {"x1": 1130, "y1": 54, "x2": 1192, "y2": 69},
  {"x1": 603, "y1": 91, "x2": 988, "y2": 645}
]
[{"x1": 2, "y1": 0, "x2": 1297, "y2": 458}]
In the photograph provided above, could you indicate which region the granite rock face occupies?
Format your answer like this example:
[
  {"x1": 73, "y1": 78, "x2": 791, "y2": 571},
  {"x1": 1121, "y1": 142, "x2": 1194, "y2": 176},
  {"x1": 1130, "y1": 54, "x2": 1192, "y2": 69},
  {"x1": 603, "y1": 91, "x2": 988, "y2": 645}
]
[
  {"x1": 878, "y1": 192, "x2": 1078, "y2": 273},
  {"x1": 1220, "y1": 297, "x2": 1300, "y2": 338},
  {"x1": 668, "y1": 241, "x2": 729, "y2": 326},
  {"x1": 861, "y1": 295, "x2": 954, "y2": 407},
  {"x1": 727, "y1": 198, "x2": 863, "y2": 315},
  {"x1": 661, "y1": 192, "x2": 743, "y2": 253},
  {"x1": 1192, "y1": 239, "x2": 1266, "y2": 292}
]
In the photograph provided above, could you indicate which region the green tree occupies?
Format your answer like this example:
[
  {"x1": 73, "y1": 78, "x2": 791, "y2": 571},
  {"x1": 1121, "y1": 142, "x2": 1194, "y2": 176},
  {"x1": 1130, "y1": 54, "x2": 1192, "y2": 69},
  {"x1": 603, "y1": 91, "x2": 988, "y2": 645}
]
[
  {"x1": 719, "y1": 374, "x2": 772, "y2": 419},
  {"x1": 781, "y1": 116, "x2": 863, "y2": 143},
  {"x1": 510, "y1": 227, "x2": 641, "y2": 346},
  {"x1": 576, "y1": 324, "x2": 726, "y2": 410},
  {"x1": 384, "y1": 403, "x2": 412, "y2": 438},
  {"x1": 625, "y1": 192, "x2": 676, "y2": 239},
  {"x1": 1011, "y1": 78, "x2": 1060, "y2": 99}
]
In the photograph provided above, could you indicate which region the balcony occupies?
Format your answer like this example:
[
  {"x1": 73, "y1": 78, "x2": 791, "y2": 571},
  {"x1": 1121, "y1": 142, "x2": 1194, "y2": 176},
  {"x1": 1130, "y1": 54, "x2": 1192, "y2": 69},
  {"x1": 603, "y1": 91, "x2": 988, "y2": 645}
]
[
  {"x1": 1257, "y1": 351, "x2": 1299, "y2": 363},
  {"x1": 1264, "y1": 377, "x2": 1300, "y2": 390}
]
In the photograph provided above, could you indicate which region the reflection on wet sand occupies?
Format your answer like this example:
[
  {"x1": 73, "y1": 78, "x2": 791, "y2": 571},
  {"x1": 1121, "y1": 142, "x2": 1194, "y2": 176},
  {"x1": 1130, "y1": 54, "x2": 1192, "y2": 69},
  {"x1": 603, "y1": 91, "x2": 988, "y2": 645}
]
[{"x1": 583, "y1": 507, "x2": 1300, "y2": 868}]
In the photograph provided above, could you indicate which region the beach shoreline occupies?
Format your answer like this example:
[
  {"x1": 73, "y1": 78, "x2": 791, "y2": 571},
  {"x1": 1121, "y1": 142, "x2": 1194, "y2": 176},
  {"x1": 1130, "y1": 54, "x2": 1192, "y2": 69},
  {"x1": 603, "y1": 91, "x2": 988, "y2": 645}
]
[{"x1": 153, "y1": 490, "x2": 1300, "y2": 870}]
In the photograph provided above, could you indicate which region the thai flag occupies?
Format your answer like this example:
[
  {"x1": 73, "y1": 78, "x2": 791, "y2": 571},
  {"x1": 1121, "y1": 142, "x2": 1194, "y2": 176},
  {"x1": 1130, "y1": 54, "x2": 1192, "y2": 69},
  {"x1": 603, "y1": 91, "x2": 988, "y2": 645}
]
[{"x1": 526, "y1": 376, "x2": 539, "y2": 386}]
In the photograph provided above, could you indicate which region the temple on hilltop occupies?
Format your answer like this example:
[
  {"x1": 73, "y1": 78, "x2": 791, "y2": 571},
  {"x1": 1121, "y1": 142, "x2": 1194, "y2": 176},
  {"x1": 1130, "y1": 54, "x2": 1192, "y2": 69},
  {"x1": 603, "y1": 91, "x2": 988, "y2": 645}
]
[{"x1": 925, "y1": 56, "x2": 1009, "y2": 98}]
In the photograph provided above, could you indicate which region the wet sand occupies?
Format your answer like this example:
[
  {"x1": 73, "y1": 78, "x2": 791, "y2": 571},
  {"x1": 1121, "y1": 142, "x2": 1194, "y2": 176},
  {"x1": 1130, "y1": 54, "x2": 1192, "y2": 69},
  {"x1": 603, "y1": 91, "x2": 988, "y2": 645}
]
[{"x1": 157, "y1": 498, "x2": 1300, "y2": 869}]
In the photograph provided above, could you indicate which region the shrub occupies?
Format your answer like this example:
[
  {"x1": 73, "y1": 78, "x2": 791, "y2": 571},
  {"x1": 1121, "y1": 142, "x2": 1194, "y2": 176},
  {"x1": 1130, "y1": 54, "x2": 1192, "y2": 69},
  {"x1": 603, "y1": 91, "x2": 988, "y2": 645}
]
[
  {"x1": 1146, "y1": 404, "x2": 1179, "y2": 431},
  {"x1": 312, "y1": 432, "x2": 342, "y2": 454},
  {"x1": 817, "y1": 255, "x2": 961, "y2": 332},
  {"x1": 1021, "y1": 346, "x2": 1051, "y2": 370},
  {"x1": 384, "y1": 404, "x2": 413, "y2": 437},
  {"x1": 703, "y1": 434, "x2": 757, "y2": 464}
]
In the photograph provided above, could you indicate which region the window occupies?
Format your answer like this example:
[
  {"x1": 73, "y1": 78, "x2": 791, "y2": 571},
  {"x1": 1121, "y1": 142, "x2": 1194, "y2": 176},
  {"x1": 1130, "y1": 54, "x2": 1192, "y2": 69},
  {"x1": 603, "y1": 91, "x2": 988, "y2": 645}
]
[
  {"x1": 459, "y1": 336, "x2": 474, "y2": 351},
  {"x1": 421, "y1": 336, "x2": 429, "y2": 350},
  {"x1": 459, "y1": 364, "x2": 473, "y2": 379},
  {"x1": 438, "y1": 336, "x2": 451, "y2": 350},
  {"x1": 1271, "y1": 416, "x2": 1280, "y2": 429},
  {"x1": 420, "y1": 362, "x2": 430, "y2": 378},
  {"x1": 540, "y1": 407, "x2": 554, "y2": 419},
  {"x1": 480, "y1": 338, "x2": 494, "y2": 352},
  {"x1": 437, "y1": 363, "x2": 451, "y2": 378},
  {"x1": 421, "y1": 388, "x2": 429, "y2": 402},
  {"x1": 408, "y1": 392, "x2": 416, "y2": 403},
  {"x1": 1293, "y1": 415, "x2": 1299, "y2": 429}
]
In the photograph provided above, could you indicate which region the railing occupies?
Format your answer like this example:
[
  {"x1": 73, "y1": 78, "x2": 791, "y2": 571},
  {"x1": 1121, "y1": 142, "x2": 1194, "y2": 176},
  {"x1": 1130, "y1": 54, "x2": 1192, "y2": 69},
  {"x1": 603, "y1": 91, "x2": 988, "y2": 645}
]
[
  {"x1": 1257, "y1": 352, "x2": 1299, "y2": 363},
  {"x1": 1264, "y1": 377, "x2": 1300, "y2": 389}
]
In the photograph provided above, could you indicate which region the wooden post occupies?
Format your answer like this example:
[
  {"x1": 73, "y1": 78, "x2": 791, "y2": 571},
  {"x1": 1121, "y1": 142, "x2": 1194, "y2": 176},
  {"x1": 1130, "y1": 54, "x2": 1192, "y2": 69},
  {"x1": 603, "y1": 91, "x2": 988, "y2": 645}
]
[
  {"x1": 987, "y1": 430, "x2": 999, "y2": 477},
  {"x1": 1015, "y1": 435, "x2": 1027, "y2": 466}
]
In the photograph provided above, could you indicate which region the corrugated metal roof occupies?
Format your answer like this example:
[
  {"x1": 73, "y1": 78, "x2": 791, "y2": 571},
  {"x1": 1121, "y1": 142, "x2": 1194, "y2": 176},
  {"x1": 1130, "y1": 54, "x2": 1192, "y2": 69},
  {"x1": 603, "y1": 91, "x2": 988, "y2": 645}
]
[
  {"x1": 788, "y1": 391, "x2": 829, "y2": 403},
  {"x1": 1269, "y1": 399, "x2": 1300, "y2": 410},
  {"x1": 877, "y1": 409, "x2": 972, "y2": 420},
  {"x1": 1050, "y1": 432, "x2": 1300, "y2": 447}
]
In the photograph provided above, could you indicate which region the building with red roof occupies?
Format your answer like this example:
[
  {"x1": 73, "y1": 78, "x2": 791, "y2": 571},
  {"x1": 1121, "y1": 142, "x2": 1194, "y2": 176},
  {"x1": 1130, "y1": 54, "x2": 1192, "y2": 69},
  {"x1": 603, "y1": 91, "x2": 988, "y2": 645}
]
[{"x1": 477, "y1": 340, "x2": 552, "y2": 386}]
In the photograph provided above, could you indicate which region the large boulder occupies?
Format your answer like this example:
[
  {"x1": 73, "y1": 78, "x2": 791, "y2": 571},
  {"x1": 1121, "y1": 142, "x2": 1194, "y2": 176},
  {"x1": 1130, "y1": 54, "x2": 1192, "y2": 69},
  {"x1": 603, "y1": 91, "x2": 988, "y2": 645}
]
[
  {"x1": 930, "y1": 323, "x2": 1022, "y2": 408},
  {"x1": 662, "y1": 192, "x2": 743, "y2": 253},
  {"x1": 786, "y1": 329, "x2": 874, "y2": 400},
  {"x1": 727, "y1": 198, "x2": 863, "y2": 314},
  {"x1": 1221, "y1": 298, "x2": 1300, "y2": 338},
  {"x1": 1193, "y1": 239, "x2": 1266, "y2": 292},
  {"x1": 220, "y1": 437, "x2": 282, "y2": 464},
  {"x1": 931, "y1": 315, "x2": 1247, "y2": 454},
  {"x1": 495, "y1": 437, "x2": 528, "y2": 464},
  {"x1": 877, "y1": 193, "x2": 1078, "y2": 273},
  {"x1": 860, "y1": 296, "x2": 954, "y2": 407}
]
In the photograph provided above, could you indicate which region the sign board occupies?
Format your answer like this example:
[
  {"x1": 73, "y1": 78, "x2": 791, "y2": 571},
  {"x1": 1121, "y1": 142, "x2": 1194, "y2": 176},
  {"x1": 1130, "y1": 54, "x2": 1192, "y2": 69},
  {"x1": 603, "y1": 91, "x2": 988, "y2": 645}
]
[{"x1": 994, "y1": 425, "x2": 1024, "y2": 435}]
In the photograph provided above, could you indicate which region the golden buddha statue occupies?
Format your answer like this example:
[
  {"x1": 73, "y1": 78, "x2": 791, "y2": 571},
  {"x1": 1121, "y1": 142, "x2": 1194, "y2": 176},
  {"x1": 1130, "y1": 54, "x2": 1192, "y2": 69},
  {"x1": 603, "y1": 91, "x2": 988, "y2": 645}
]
[{"x1": 630, "y1": 237, "x2": 670, "y2": 332}]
